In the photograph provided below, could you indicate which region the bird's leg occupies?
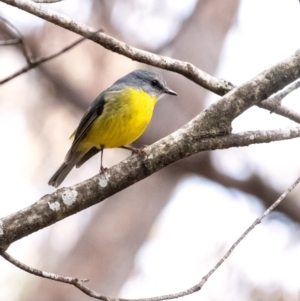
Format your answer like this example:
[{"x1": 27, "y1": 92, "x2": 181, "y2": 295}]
[
  {"x1": 99, "y1": 145, "x2": 108, "y2": 173},
  {"x1": 120, "y1": 145, "x2": 147, "y2": 155}
]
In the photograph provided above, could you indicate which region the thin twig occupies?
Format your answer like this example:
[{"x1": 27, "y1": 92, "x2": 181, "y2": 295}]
[
  {"x1": 0, "y1": 16, "x2": 33, "y2": 64},
  {"x1": 0, "y1": 16, "x2": 102, "y2": 84},
  {"x1": 1, "y1": 175, "x2": 299, "y2": 301},
  {"x1": 258, "y1": 79, "x2": 300, "y2": 123},
  {"x1": 258, "y1": 102, "x2": 300, "y2": 124},
  {"x1": 0, "y1": 32, "x2": 100, "y2": 85},
  {"x1": 0, "y1": 251, "x2": 109, "y2": 301},
  {"x1": 121, "y1": 175, "x2": 300, "y2": 300},
  {"x1": 270, "y1": 79, "x2": 300, "y2": 104},
  {"x1": 177, "y1": 175, "x2": 300, "y2": 299},
  {"x1": 125, "y1": 175, "x2": 300, "y2": 301}
]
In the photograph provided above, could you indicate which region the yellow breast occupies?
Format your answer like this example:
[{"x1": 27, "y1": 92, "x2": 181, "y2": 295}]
[{"x1": 79, "y1": 87, "x2": 157, "y2": 151}]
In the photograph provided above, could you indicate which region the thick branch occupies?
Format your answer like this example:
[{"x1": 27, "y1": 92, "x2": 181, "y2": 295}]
[
  {"x1": 1, "y1": 126, "x2": 300, "y2": 249},
  {"x1": 190, "y1": 50, "x2": 300, "y2": 135},
  {"x1": 0, "y1": 45, "x2": 299, "y2": 248}
]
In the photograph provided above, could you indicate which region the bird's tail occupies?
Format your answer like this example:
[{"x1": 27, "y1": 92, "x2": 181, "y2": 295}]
[{"x1": 48, "y1": 157, "x2": 78, "y2": 188}]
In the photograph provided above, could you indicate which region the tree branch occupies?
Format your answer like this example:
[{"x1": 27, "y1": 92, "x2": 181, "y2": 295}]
[
  {"x1": 0, "y1": 14, "x2": 103, "y2": 84},
  {"x1": 1, "y1": 125, "x2": 300, "y2": 250},
  {"x1": 1, "y1": 0, "x2": 300, "y2": 126},
  {"x1": 0, "y1": 13, "x2": 102, "y2": 85},
  {"x1": 2, "y1": 172, "x2": 298, "y2": 301},
  {"x1": 0, "y1": 16, "x2": 32, "y2": 63},
  {"x1": 258, "y1": 79, "x2": 300, "y2": 123},
  {"x1": 0, "y1": 0, "x2": 234, "y2": 95},
  {"x1": 0, "y1": 29, "x2": 102, "y2": 85},
  {"x1": 269, "y1": 79, "x2": 300, "y2": 104},
  {"x1": 0, "y1": 251, "x2": 109, "y2": 300}
]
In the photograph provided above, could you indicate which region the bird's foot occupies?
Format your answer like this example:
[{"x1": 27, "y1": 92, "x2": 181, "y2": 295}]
[
  {"x1": 99, "y1": 166, "x2": 109, "y2": 186},
  {"x1": 121, "y1": 145, "x2": 148, "y2": 155},
  {"x1": 99, "y1": 166, "x2": 108, "y2": 174}
]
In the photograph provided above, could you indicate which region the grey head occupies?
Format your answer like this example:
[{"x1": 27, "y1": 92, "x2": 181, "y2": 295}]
[{"x1": 111, "y1": 69, "x2": 177, "y2": 98}]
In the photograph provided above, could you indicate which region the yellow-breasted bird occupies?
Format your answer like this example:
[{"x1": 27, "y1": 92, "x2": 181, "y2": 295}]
[{"x1": 48, "y1": 69, "x2": 177, "y2": 187}]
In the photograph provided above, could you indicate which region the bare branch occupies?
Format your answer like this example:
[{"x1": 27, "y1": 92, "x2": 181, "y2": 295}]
[
  {"x1": 0, "y1": 16, "x2": 33, "y2": 64},
  {"x1": 0, "y1": 251, "x2": 109, "y2": 301},
  {"x1": 258, "y1": 101, "x2": 300, "y2": 123},
  {"x1": 258, "y1": 79, "x2": 300, "y2": 123},
  {"x1": 2, "y1": 170, "x2": 299, "y2": 301},
  {"x1": 0, "y1": 34, "x2": 96, "y2": 85},
  {"x1": 269, "y1": 79, "x2": 300, "y2": 104},
  {"x1": 0, "y1": 14, "x2": 103, "y2": 84}
]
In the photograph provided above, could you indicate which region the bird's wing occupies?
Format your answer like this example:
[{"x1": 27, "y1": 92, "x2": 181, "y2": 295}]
[
  {"x1": 65, "y1": 92, "x2": 106, "y2": 162},
  {"x1": 64, "y1": 87, "x2": 123, "y2": 163}
]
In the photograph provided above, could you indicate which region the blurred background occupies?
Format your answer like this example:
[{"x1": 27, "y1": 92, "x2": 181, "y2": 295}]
[{"x1": 1, "y1": 0, "x2": 300, "y2": 300}]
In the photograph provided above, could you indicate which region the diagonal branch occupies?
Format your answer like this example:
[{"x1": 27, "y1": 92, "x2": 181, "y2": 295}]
[
  {"x1": 1, "y1": 125, "x2": 300, "y2": 250},
  {"x1": 2, "y1": 172, "x2": 298, "y2": 301}
]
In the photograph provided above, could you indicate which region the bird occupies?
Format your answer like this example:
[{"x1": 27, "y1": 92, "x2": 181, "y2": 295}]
[{"x1": 48, "y1": 69, "x2": 177, "y2": 187}]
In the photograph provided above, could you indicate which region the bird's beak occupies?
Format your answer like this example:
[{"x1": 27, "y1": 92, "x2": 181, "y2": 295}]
[{"x1": 164, "y1": 88, "x2": 177, "y2": 96}]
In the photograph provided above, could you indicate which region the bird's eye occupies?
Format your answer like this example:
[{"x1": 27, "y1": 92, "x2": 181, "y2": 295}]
[{"x1": 151, "y1": 80, "x2": 158, "y2": 87}]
